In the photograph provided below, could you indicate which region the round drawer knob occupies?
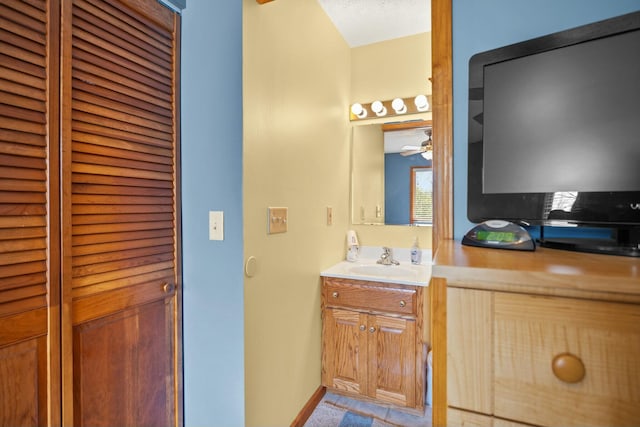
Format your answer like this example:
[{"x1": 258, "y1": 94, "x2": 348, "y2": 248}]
[
  {"x1": 552, "y1": 353, "x2": 585, "y2": 383},
  {"x1": 163, "y1": 283, "x2": 175, "y2": 294},
  {"x1": 369, "y1": 326, "x2": 376, "y2": 333},
  {"x1": 359, "y1": 325, "x2": 366, "y2": 331},
  {"x1": 399, "y1": 300, "x2": 406, "y2": 307},
  {"x1": 332, "y1": 291, "x2": 339, "y2": 298}
]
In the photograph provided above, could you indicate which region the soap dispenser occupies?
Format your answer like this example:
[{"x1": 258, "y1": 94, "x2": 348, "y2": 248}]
[
  {"x1": 410, "y1": 237, "x2": 422, "y2": 265},
  {"x1": 346, "y1": 230, "x2": 359, "y2": 262}
]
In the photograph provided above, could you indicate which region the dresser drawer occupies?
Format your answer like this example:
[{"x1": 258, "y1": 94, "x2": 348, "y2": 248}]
[
  {"x1": 493, "y1": 292, "x2": 640, "y2": 427},
  {"x1": 323, "y1": 278, "x2": 417, "y2": 316}
]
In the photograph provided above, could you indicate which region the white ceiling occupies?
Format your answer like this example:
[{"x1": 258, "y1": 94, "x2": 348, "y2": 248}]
[
  {"x1": 384, "y1": 126, "x2": 431, "y2": 153},
  {"x1": 317, "y1": 0, "x2": 430, "y2": 48}
]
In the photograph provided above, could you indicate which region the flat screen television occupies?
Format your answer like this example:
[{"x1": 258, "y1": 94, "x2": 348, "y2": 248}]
[{"x1": 467, "y1": 10, "x2": 640, "y2": 257}]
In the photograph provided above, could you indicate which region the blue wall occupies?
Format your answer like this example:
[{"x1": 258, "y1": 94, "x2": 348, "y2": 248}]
[
  {"x1": 452, "y1": 0, "x2": 640, "y2": 239},
  {"x1": 385, "y1": 154, "x2": 430, "y2": 224},
  {"x1": 181, "y1": 2, "x2": 244, "y2": 426}
]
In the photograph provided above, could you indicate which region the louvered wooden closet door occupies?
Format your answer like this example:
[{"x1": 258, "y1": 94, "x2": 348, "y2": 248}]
[
  {"x1": 0, "y1": 1, "x2": 60, "y2": 425},
  {"x1": 60, "y1": 0, "x2": 181, "y2": 425}
]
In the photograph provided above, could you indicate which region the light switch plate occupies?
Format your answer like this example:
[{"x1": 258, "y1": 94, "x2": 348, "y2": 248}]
[
  {"x1": 267, "y1": 207, "x2": 288, "y2": 234},
  {"x1": 209, "y1": 211, "x2": 224, "y2": 240}
]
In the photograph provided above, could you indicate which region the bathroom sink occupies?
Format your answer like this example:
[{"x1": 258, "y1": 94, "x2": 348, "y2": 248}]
[{"x1": 347, "y1": 264, "x2": 419, "y2": 280}]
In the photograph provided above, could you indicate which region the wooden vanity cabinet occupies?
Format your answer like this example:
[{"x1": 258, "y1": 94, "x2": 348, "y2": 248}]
[
  {"x1": 321, "y1": 277, "x2": 426, "y2": 411},
  {"x1": 432, "y1": 240, "x2": 640, "y2": 427}
]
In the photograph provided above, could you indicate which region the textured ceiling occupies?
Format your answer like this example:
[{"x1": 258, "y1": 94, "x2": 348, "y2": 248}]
[{"x1": 317, "y1": 0, "x2": 430, "y2": 47}]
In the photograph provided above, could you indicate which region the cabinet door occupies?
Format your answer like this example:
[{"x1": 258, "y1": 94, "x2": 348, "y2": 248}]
[
  {"x1": 368, "y1": 314, "x2": 416, "y2": 407},
  {"x1": 322, "y1": 308, "x2": 368, "y2": 394},
  {"x1": 447, "y1": 287, "x2": 493, "y2": 414},
  {"x1": 0, "y1": 0, "x2": 60, "y2": 425},
  {"x1": 60, "y1": 0, "x2": 181, "y2": 425}
]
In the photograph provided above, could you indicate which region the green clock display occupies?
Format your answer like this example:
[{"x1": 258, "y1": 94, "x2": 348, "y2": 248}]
[{"x1": 476, "y1": 230, "x2": 517, "y2": 242}]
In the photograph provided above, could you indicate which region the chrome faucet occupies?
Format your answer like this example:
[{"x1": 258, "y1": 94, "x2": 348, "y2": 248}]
[{"x1": 377, "y1": 247, "x2": 399, "y2": 265}]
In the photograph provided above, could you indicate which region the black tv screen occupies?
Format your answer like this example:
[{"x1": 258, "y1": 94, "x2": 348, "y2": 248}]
[{"x1": 468, "y1": 11, "x2": 640, "y2": 231}]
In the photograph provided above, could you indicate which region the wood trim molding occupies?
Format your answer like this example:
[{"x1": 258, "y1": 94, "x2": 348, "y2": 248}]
[
  {"x1": 290, "y1": 386, "x2": 327, "y2": 427},
  {"x1": 431, "y1": 0, "x2": 452, "y2": 426},
  {"x1": 431, "y1": 0, "x2": 454, "y2": 255},
  {"x1": 381, "y1": 120, "x2": 432, "y2": 132},
  {"x1": 256, "y1": 0, "x2": 275, "y2": 4}
]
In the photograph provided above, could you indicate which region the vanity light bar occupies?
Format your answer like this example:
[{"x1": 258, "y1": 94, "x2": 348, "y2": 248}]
[{"x1": 349, "y1": 95, "x2": 431, "y2": 121}]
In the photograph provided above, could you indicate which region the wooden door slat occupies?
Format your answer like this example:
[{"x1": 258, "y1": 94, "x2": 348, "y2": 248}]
[
  {"x1": 72, "y1": 251, "x2": 174, "y2": 278},
  {"x1": 0, "y1": 4, "x2": 46, "y2": 32},
  {"x1": 72, "y1": 131, "x2": 172, "y2": 158},
  {"x1": 0, "y1": 261, "x2": 45, "y2": 280},
  {"x1": 0, "y1": 249, "x2": 46, "y2": 266},
  {"x1": 72, "y1": 244, "x2": 174, "y2": 268},
  {"x1": 72, "y1": 173, "x2": 172, "y2": 189},
  {"x1": 73, "y1": 221, "x2": 173, "y2": 235},
  {"x1": 72, "y1": 183, "x2": 172, "y2": 197},
  {"x1": 0, "y1": 130, "x2": 46, "y2": 149},
  {"x1": 72, "y1": 151, "x2": 173, "y2": 173},
  {"x1": 0, "y1": 179, "x2": 47, "y2": 193},
  {"x1": 73, "y1": 228, "x2": 173, "y2": 246},
  {"x1": 0, "y1": 15, "x2": 46, "y2": 45},
  {"x1": 72, "y1": 120, "x2": 172, "y2": 148},
  {"x1": 0, "y1": 227, "x2": 46, "y2": 241},
  {"x1": 78, "y1": 0, "x2": 173, "y2": 49},
  {"x1": 72, "y1": 163, "x2": 172, "y2": 182},
  {"x1": 0, "y1": 68, "x2": 47, "y2": 94},
  {"x1": 72, "y1": 80, "x2": 172, "y2": 120},
  {"x1": 0, "y1": 117, "x2": 45, "y2": 135},
  {"x1": 0, "y1": 90, "x2": 46, "y2": 113},
  {"x1": 71, "y1": 237, "x2": 174, "y2": 257},
  {"x1": 72, "y1": 55, "x2": 171, "y2": 101},
  {"x1": 72, "y1": 212, "x2": 173, "y2": 225},
  {"x1": 73, "y1": 89, "x2": 173, "y2": 127}
]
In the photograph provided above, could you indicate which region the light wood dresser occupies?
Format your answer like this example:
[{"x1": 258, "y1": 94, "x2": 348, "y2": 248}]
[{"x1": 431, "y1": 240, "x2": 640, "y2": 427}]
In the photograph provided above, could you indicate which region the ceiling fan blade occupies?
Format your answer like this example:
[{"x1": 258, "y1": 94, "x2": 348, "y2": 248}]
[
  {"x1": 400, "y1": 149, "x2": 424, "y2": 157},
  {"x1": 401, "y1": 145, "x2": 422, "y2": 151}
]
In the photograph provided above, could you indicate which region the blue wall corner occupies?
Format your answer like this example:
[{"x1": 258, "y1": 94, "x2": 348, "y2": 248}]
[{"x1": 181, "y1": 2, "x2": 244, "y2": 426}]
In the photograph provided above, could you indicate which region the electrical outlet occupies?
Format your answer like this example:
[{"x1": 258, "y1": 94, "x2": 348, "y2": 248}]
[{"x1": 209, "y1": 211, "x2": 224, "y2": 240}]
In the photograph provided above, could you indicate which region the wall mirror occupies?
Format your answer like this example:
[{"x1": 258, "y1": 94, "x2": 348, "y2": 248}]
[{"x1": 350, "y1": 121, "x2": 433, "y2": 226}]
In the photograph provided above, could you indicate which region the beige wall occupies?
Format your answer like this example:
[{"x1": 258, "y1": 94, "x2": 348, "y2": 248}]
[
  {"x1": 351, "y1": 33, "x2": 432, "y2": 103},
  {"x1": 243, "y1": 2, "x2": 432, "y2": 425},
  {"x1": 243, "y1": 0, "x2": 351, "y2": 425},
  {"x1": 351, "y1": 124, "x2": 384, "y2": 224}
]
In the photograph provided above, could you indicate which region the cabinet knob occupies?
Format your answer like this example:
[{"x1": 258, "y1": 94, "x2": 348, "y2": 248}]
[
  {"x1": 399, "y1": 300, "x2": 406, "y2": 307},
  {"x1": 369, "y1": 326, "x2": 376, "y2": 333},
  {"x1": 163, "y1": 283, "x2": 175, "y2": 294},
  {"x1": 552, "y1": 352, "x2": 585, "y2": 383},
  {"x1": 359, "y1": 325, "x2": 366, "y2": 331},
  {"x1": 332, "y1": 291, "x2": 339, "y2": 298}
]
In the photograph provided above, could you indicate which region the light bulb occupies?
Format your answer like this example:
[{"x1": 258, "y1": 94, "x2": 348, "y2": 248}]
[
  {"x1": 391, "y1": 98, "x2": 407, "y2": 114},
  {"x1": 421, "y1": 150, "x2": 433, "y2": 160},
  {"x1": 414, "y1": 94, "x2": 429, "y2": 112},
  {"x1": 350, "y1": 103, "x2": 367, "y2": 119},
  {"x1": 371, "y1": 100, "x2": 387, "y2": 116}
]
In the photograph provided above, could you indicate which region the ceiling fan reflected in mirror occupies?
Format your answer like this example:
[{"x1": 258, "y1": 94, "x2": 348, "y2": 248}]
[{"x1": 401, "y1": 128, "x2": 433, "y2": 160}]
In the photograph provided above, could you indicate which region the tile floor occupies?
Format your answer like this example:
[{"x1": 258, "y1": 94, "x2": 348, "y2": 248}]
[{"x1": 317, "y1": 392, "x2": 432, "y2": 427}]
